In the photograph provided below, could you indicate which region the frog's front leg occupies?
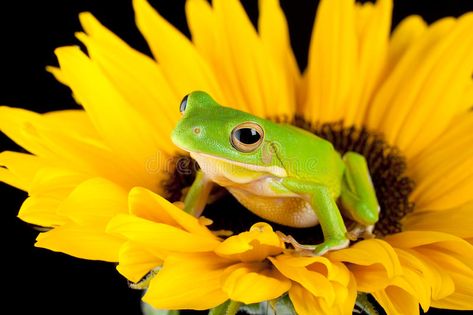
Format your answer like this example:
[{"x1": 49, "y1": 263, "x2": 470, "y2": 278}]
[
  {"x1": 340, "y1": 152, "x2": 380, "y2": 239},
  {"x1": 281, "y1": 178, "x2": 349, "y2": 255},
  {"x1": 183, "y1": 170, "x2": 214, "y2": 217}
]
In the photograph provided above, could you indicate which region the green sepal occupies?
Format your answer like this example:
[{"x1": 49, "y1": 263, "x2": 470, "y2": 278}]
[
  {"x1": 141, "y1": 301, "x2": 179, "y2": 315},
  {"x1": 355, "y1": 293, "x2": 379, "y2": 315},
  {"x1": 208, "y1": 300, "x2": 242, "y2": 315},
  {"x1": 239, "y1": 295, "x2": 296, "y2": 315}
]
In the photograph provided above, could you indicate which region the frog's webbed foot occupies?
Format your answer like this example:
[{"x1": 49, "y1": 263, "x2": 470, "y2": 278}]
[
  {"x1": 277, "y1": 232, "x2": 349, "y2": 256},
  {"x1": 347, "y1": 222, "x2": 376, "y2": 241}
]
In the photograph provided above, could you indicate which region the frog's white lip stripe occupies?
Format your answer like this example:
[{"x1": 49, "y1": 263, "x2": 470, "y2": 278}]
[{"x1": 190, "y1": 152, "x2": 288, "y2": 178}]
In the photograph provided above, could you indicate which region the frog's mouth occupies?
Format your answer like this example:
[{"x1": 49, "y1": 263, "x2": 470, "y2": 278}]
[{"x1": 190, "y1": 151, "x2": 287, "y2": 179}]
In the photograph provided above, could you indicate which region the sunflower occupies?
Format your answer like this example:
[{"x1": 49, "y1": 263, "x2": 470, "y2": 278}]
[{"x1": 1, "y1": 0, "x2": 473, "y2": 314}]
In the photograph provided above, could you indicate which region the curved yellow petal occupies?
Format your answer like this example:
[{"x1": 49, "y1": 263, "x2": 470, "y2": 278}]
[
  {"x1": 133, "y1": 0, "x2": 224, "y2": 103},
  {"x1": 396, "y1": 248, "x2": 454, "y2": 303},
  {"x1": 129, "y1": 187, "x2": 216, "y2": 238},
  {"x1": 215, "y1": 223, "x2": 283, "y2": 262},
  {"x1": 78, "y1": 13, "x2": 180, "y2": 143},
  {"x1": 116, "y1": 241, "x2": 162, "y2": 283},
  {"x1": 373, "y1": 285, "x2": 420, "y2": 315},
  {"x1": 385, "y1": 231, "x2": 473, "y2": 264},
  {"x1": 107, "y1": 214, "x2": 220, "y2": 252},
  {"x1": 270, "y1": 255, "x2": 335, "y2": 305},
  {"x1": 420, "y1": 249, "x2": 473, "y2": 310},
  {"x1": 328, "y1": 239, "x2": 402, "y2": 291},
  {"x1": 289, "y1": 281, "x2": 356, "y2": 315},
  {"x1": 35, "y1": 223, "x2": 123, "y2": 262},
  {"x1": 386, "y1": 231, "x2": 473, "y2": 309},
  {"x1": 221, "y1": 262, "x2": 291, "y2": 304},
  {"x1": 144, "y1": 253, "x2": 230, "y2": 310}
]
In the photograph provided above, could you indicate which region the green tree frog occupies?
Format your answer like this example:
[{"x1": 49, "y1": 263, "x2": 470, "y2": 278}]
[{"x1": 171, "y1": 91, "x2": 379, "y2": 255}]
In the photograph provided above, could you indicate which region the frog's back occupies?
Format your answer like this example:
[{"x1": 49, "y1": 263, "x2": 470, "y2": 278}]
[{"x1": 267, "y1": 123, "x2": 344, "y2": 194}]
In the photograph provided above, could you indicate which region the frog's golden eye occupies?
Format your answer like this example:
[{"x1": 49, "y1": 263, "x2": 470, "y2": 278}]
[
  {"x1": 231, "y1": 122, "x2": 264, "y2": 152},
  {"x1": 179, "y1": 94, "x2": 189, "y2": 114}
]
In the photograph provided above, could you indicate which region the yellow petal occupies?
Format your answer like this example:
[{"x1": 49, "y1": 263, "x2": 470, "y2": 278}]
[
  {"x1": 129, "y1": 187, "x2": 216, "y2": 238},
  {"x1": 386, "y1": 231, "x2": 473, "y2": 309},
  {"x1": 143, "y1": 253, "x2": 230, "y2": 310},
  {"x1": 107, "y1": 214, "x2": 220, "y2": 252},
  {"x1": 133, "y1": 0, "x2": 224, "y2": 103},
  {"x1": 57, "y1": 177, "x2": 128, "y2": 225},
  {"x1": 17, "y1": 167, "x2": 88, "y2": 226},
  {"x1": 408, "y1": 113, "x2": 473, "y2": 211},
  {"x1": 0, "y1": 151, "x2": 47, "y2": 191},
  {"x1": 419, "y1": 248, "x2": 473, "y2": 310},
  {"x1": 116, "y1": 241, "x2": 163, "y2": 283},
  {"x1": 258, "y1": 0, "x2": 298, "y2": 117},
  {"x1": 303, "y1": 0, "x2": 357, "y2": 124},
  {"x1": 185, "y1": 0, "x2": 216, "y2": 62},
  {"x1": 373, "y1": 285, "x2": 420, "y2": 315},
  {"x1": 78, "y1": 13, "x2": 180, "y2": 144},
  {"x1": 385, "y1": 231, "x2": 473, "y2": 265},
  {"x1": 0, "y1": 106, "x2": 142, "y2": 190},
  {"x1": 43, "y1": 109, "x2": 99, "y2": 139},
  {"x1": 366, "y1": 16, "x2": 455, "y2": 134},
  {"x1": 392, "y1": 250, "x2": 432, "y2": 312},
  {"x1": 270, "y1": 255, "x2": 335, "y2": 305},
  {"x1": 345, "y1": 0, "x2": 392, "y2": 126},
  {"x1": 35, "y1": 223, "x2": 123, "y2": 262},
  {"x1": 367, "y1": 14, "x2": 473, "y2": 157},
  {"x1": 55, "y1": 46, "x2": 167, "y2": 189},
  {"x1": 0, "y1": 106, "x2": 56, "y2": 158},
  {"x1": 403, "y1": 201, "x2": 473, "y2": 239},
  {"x1": 327, "y1": 239, "x2": 402, "y2": 291},
  {"x1": 384, "y1": 15, "x2": 427, "y2": 77},
  {"x1": 288, "y1": 283, "x2": 326, "y2": 315},
  {"x1": 221, "y1": 262, "x2": 291, "y2": 304},
  {"x1": 18, "y1": 195, "x2": 67, "y2": 227},
  {"x1": 396, "y1": 247, "x2": 453, "y2": 304},
  {"x1": 215, "y1": 223, "x2": 284, "y2": 262}
]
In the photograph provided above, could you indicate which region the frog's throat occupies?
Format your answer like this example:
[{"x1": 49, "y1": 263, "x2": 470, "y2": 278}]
[{"x1": 189, "y1": 152, "x2": 287, "y2": 178}]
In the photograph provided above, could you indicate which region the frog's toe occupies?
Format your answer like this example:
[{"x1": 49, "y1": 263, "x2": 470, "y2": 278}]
[{"x1": 313, "y1": 238, "x2": 350, "y2": 256}]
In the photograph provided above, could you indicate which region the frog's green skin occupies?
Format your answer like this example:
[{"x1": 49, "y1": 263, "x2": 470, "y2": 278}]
[{"x1": 171, "y1": 91, "x2": 379, "y2": 255}]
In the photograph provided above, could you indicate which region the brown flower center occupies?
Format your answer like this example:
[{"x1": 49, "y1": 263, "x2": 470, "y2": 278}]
[{"x1": 163, "y1": 118, "x2": 414, "y2": 242}]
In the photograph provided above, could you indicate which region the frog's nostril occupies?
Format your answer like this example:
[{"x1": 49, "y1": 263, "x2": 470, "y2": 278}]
[{"x1": 193, "y1": 127, "x2": 201, "y2": 135}]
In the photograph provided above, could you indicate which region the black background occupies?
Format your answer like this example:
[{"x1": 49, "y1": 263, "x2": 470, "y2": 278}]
[{"x1": 1, "y1": 1, "x2": 472, "y2": 314}]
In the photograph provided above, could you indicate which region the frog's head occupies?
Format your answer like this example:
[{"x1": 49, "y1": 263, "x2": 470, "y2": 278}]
[{"x1": 171, "y1": 91, "x2": 286, "y2": 177}]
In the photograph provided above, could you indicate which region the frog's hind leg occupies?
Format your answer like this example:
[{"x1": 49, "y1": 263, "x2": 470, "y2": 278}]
[{"x1": 340, "y1": 152, "x2": 380, "y2": 239}]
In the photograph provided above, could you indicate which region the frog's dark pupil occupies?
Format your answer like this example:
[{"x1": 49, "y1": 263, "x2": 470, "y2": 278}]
[
  {"x1": 180, "y1": 95, "x2": 189, "y2": 113},
  {"x1": 235, "y1": 128, "x2": 260, "y2": 144}
]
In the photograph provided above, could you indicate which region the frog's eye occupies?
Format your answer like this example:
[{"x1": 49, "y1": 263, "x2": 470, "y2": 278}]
[
  {"x1": 179, "y1": 94, "x2": 189, "y2": 114},
  {"x1": 231, "y1": 122, "x2": 264, "y2": 152}
]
